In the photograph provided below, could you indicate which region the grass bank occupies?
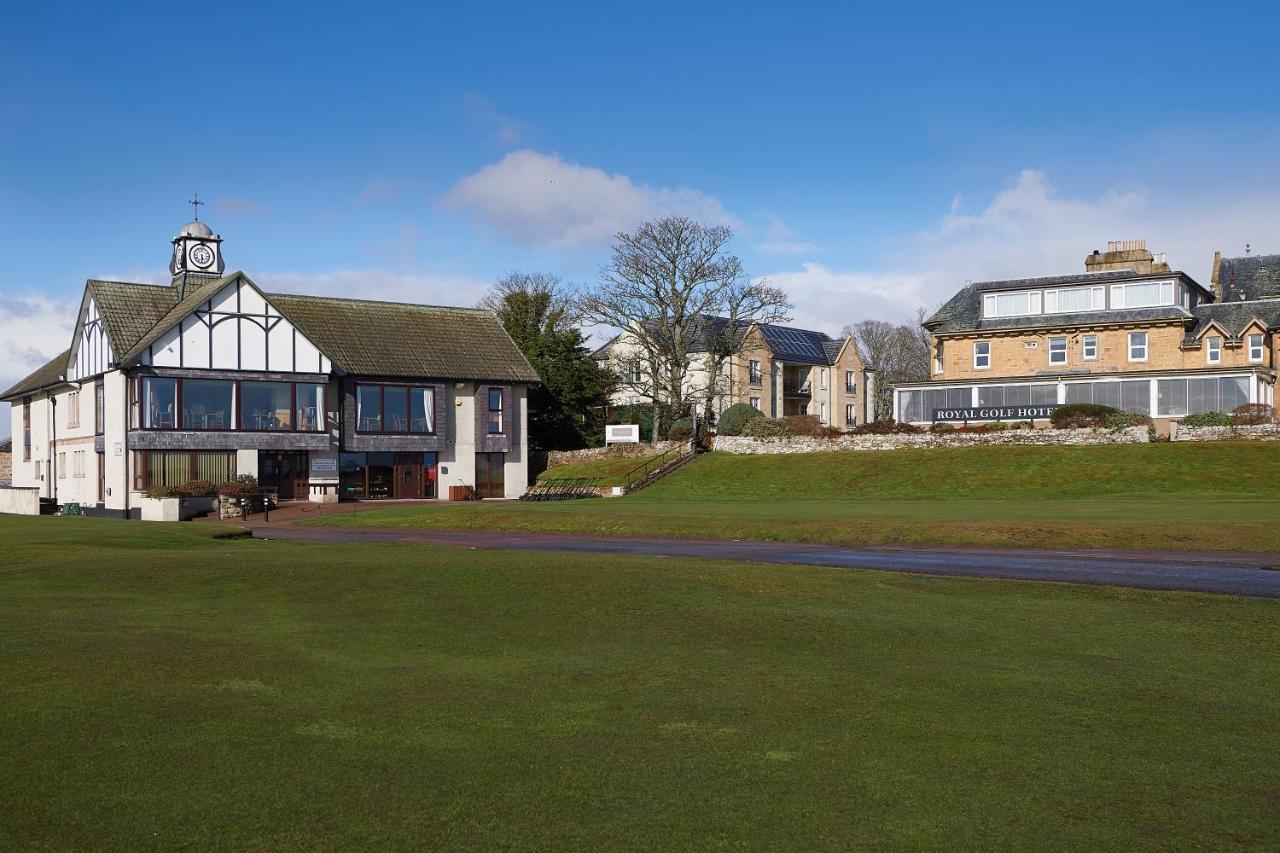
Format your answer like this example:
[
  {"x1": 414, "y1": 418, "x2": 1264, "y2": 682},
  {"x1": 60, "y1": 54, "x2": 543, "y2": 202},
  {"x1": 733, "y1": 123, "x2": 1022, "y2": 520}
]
[
  {"x1": 1, "y1": 515, "x2": 1277, "y2": 849},
  {"x1": 537, "y1": 451, "x2": 666, "y2": 487},
  {"x1": 316, "y1": 443, "x2": 1280, "y2": 552}
]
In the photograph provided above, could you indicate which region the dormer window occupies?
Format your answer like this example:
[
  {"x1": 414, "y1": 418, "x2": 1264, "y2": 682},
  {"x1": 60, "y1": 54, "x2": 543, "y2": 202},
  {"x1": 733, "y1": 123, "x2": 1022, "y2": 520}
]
[
  {"x1": 1044, "y1": 286, "x2": 1105, "y2": 313},
  {"x1": 1206, "y1": 336, "x2": 1222, "y2": 365},
  {"x1": 1249, "y1": 334, "x2": 1265, "y2": 363},
  {"x1": 1110, "y1": 280, "x2": 1175, "y2": 309},
  {"x1": 982, "y1": 290, "x2": 1041, "y2": 318}
]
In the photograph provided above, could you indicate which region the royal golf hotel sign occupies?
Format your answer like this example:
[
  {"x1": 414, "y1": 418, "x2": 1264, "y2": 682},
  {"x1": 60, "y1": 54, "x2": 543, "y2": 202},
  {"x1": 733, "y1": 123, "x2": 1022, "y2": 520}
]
[{"x1": 931, "y1": 405, "x2": 1060, "y2": 422}]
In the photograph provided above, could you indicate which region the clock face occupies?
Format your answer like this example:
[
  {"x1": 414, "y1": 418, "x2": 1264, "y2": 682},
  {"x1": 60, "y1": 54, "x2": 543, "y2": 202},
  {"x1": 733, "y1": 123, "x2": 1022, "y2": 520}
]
[{"x1": 189, "y1": 244, "x2": 214, "y2": 269}]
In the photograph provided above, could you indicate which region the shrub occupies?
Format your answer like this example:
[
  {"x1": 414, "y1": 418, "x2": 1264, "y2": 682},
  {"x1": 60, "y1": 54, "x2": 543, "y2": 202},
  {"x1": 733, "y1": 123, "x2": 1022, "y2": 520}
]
[
  {"x1": 1181, "y1": 411, "x2": 1231, "y2": 428},
  {"x1": 717, "y1": 403, "x2": 765, "y2": 436},
  {"x1": 1051, "y1": 403, "x2": 1120, "y2": 429},
  {"x1": 1103, "y1": 411, "x2": 1153, "y2": 430},
  {"x1": 667, "y1": 416, "x2": 693, "y2": 442},
  {"x1": 929, "y1": 422, "x2": 956, "y2": 434},
  {"x1": 742, "y1": 417, "x2": 792, "y2": 439},
  {"x1": 779, "y1": 415, "x2": 828, "y2": 437},
  {"x1": 217, "y1": 475, "x2": 260, "y2": 497},
  {"x1": 854, "y1": 419, "x2": 922, "y2": 435},
  {"x1": 174, "y1": 479, "x2": 218, "y2": 498},
  {"x1": 145, "y1": 484, "x2": 178, "y2": 499},
  {"x1": 1232, "y1": 403, "x2": 1276, "y2": 426}
]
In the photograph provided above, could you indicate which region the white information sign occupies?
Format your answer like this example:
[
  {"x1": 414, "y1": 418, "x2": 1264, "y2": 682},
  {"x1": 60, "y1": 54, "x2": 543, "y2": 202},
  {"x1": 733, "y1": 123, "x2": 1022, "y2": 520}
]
[{"x1": 605, "y1": 424, "x2": 640, "y2": 445}]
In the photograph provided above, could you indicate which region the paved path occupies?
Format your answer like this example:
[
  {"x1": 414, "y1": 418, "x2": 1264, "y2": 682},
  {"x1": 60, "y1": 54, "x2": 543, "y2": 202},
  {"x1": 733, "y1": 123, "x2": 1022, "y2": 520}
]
[{"x1": 251, "y1": 525, "x2": 1280, "y2": 598}]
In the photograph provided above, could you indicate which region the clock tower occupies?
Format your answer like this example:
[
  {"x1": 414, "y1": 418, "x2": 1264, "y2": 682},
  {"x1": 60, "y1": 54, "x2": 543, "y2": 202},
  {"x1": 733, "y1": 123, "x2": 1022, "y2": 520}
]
[{"x1": 170, "y1": 217, "x2": 225, "y2": 298}]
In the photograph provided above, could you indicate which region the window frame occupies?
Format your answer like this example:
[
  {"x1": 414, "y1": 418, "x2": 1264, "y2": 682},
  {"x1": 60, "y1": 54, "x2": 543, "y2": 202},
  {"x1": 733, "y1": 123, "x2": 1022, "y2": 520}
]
[
  {"x1": 487, "y1": 387, "x2": 504, "y2": 435},
  {"x1": 1111, "y1": 280, "x2": 1175, "y2": 309},
  {"x1": 1248, "y1": 333, "x2": 1265, "y2": 363},
  {"x1": 749, "y1": 396, "x2": 761, "y2": 411},
  {"x1": 1048, "y1": 336, "x2": 1068, "y2": 366},
  {"x1": 748, "y1": 359, "x2": 762, "y2": 386},
  {"x1": 66, "y1": 390, "x2": 80, "y2": 429},
  {"x1": 982, "y1": 290, "x2": 1042, "y2": 319},
  {"x1": 354, "y1": 383, "x2": 437, "y2": 436},
  {"x1": 1128, "y1": 331, "x2": 1148, "y2": 363},
  {"x1": 1206, "y1": 336, "x2": 1222, "y2": 365},
  {"x1": 973, "y1": 340, "x2": 991, "y2": 370},
  {"x1": 845, "y1": 370, "x2": 856, "y2": 393},
  {"x1": 94, "y1": 381, "x2": 105, "y2": 435},
  {"x1": 1082, "y1": 335, "x2": 1098, "y2": 361},
  {"x1": 845, "y1": 403, "x2": 855, "y2": 426},
  {"x1": 22, "y1": 397, "x2": 31, "y2": 462}
]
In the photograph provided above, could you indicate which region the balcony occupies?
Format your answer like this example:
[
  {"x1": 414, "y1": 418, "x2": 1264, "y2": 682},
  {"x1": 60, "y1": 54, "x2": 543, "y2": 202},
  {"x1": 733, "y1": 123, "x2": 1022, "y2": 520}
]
[{"x1": 782, "y1": 380, "x2": 811, "y2": 397}]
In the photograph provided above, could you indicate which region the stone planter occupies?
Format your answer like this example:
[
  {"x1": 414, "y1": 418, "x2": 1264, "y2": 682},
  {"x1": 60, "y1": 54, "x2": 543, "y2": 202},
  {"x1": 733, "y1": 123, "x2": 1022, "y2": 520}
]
[{"x1": 138, "y1": 495, "x2": 218, "y2": 522}]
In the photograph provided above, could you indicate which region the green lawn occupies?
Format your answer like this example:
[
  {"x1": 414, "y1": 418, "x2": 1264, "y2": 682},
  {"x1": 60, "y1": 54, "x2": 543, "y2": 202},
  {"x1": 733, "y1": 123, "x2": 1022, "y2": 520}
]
[
  {"x1": 316, "y1": 443, "x2": 1280, "y2": 553},
  {"x1": 1, "y1": 515, "x2": 1278, "y2": 850},
  {"x1": 536, "y1": 451, "x2": 666, "y2": 487}
]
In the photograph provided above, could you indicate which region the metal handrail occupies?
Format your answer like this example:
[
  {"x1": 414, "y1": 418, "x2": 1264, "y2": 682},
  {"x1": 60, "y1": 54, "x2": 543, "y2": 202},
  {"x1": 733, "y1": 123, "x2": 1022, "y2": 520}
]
[{"x1": 622, "y1": 440, "x2": 694, "y2": 491}]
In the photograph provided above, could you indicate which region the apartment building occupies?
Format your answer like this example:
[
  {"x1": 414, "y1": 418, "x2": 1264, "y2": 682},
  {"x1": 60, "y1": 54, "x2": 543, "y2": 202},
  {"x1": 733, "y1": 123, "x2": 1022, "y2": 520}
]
[
  {"x1": 894, "y1": 241, "x2": 1278, "y2": 425},
  {"x1": 595, "y1": 317, "x2": 875, "y2": 429}
]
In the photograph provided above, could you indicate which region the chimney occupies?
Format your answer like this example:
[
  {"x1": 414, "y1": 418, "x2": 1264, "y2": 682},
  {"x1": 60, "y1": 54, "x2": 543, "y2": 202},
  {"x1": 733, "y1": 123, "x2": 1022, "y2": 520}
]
[
  {"x1": 1210, "y1": 250, "x2": 1223, "y2": 300},
  {"x1": 1085, "y1": 239, "x2": 1160, "y2": 274}
]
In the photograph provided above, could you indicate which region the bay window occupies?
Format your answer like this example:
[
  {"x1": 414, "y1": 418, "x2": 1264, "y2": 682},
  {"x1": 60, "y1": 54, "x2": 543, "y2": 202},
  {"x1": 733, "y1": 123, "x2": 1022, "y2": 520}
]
[
  {"x1": 142, "y1": 377, "x2": 177, "y2": 429},
  {"x1": 982, "y1": 290, "x2": 1041, "y2": 318}
]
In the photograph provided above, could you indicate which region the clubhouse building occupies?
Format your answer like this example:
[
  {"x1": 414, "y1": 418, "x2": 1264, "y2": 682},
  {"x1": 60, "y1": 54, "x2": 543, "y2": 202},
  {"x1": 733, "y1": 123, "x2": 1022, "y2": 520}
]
[
  {"x1": 894, "y1": 241, "x2": 1278, "y2": 425},
  {"x1": 1, "y1": 218, "x2": 538, "y2": 517}
]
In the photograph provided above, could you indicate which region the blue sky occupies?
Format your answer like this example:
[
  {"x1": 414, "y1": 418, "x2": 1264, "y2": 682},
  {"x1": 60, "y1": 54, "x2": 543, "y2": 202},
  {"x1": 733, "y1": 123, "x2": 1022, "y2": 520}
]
[{"x1": 3, "y1": 1, "x2": 1280, "y2": 434}]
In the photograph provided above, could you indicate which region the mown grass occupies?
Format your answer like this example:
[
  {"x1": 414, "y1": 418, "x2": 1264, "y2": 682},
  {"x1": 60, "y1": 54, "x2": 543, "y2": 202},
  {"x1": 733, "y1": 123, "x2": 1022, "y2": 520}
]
[
  {"x1": 316, "y1": 442, "x2": 1280, "y2": 553},
  {"x1": 1, "y1": 515, "x2": 1278, "y2": 850}
]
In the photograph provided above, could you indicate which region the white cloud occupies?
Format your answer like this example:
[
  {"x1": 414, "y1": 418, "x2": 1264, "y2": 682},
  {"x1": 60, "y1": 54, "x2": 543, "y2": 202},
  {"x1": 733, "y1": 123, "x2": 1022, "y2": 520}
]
[
  {"x1": 462, "y1": 93, "x2": 528, "y2": 147},
  {"x1": 0, "y1": 293, "x2": 78, "y2": 439},
  {"x1": 443, "y1": 149, "x2": 742, "y2": 249},
  {"x1": 762, "y1": 168, "x2": 1280, "y2": 335}
]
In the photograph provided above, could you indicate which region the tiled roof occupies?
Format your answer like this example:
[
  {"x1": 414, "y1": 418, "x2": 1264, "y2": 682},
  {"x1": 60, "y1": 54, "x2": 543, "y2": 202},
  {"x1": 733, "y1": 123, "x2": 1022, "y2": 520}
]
[
  {"x1": 1, "y1": 349, "x2": 71, "y2": 400},
  {"x1": 612, "y1": 315, "x2": 845, "y2": 365},
  {"x1": 119, "y1": 274, "x2": 235, "y2": 362},
  {"x1": 1185, "y1": 301, "x2": 1280, "y2": 343},
  {"x1": 269, "y1": 293, "x2": 539, "y2": 382},
  {"x1": 86, "y1": 280, "x2": 177, "y2": 355},
  {"x1": 0, "y1": 437, "x2": 11, "y2": 453},
  {"x1": 821, "y1": 339, "x2": 847, "y2": 363},
  {"x1": 1216, "y1": 254, "x2": 1280, "y2": 302}
]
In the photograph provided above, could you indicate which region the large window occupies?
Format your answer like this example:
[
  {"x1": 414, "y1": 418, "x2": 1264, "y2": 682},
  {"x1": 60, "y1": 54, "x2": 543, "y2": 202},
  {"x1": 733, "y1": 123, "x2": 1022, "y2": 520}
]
[
  {"x1": 1044, "y1": 285, "x2": 1105, "y2": 313},
  {"x1": 898, "y1": 387, "x2": 972, "y2": 423},
  {"x1": 1064, "y1": 380, "x2": 1151, "y2": 414},
  {"x1": 488, "y1": 388, "x2": 504, "y2": 434},
  {"x1": 182, "y1": 379, "x2": 234, "y2": 430},
  {"x1": 1111, "y1": 280, "x2": 1175, "y2": 309},
  {"x1": 973, "y1": 341, "x2": 991, "y2": 369},
  {"x1": 241, "y1": 382, "x2": 293, "y2": 430},
  {"x1": 1156, "y1": 377, "x2": 1249, "y2": 417},
  {"x1": 1128, "y1": 332, "x2": 1148, "y2": 362},
  {"x1": 356, "y1": 385, "x2": 435, "y2": 434},
  {"x1": 748, "y1": 360, "x2": 762, "y2": 386},
  {"x1": 142, "y1": 377, "x2": 177, "y2": 429},
  {"x1": 982, "y1": 290, "x2": 1041, "y2": 318},
  {"x1": 134, "y1": 451, "x2": 236, "y2": 490},
  {"x1": 297, "y1": 384, "x2": 325, "y2": 432},
  {"x1": 976, "y1": 384, "x2": 1057, "y2": 407},
  {"x1": 1048, "y1": 337, "x2": 1067, "y2": 365}
]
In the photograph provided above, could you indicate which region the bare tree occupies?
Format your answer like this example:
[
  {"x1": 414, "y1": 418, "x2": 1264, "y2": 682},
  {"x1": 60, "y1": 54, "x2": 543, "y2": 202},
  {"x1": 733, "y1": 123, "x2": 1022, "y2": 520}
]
[
  {"x1": 695, "y1": 275, "x2": 791, "y2": 424},
  {"x1": 582, "y1": 217, "x2": 768, "y2": 441},
  {"x1": 845, "y1": 309, "x2": 932, "y2": 420}
]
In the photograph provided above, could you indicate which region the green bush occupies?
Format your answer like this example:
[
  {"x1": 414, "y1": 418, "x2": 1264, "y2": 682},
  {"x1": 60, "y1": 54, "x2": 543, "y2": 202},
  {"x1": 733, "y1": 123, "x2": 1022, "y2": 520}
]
[
  {"x1": 717, "y1": 403, "x2": 765, "y2": 436},
  {"x1": 1232, "y1": 404, "x2": 1276, "y2": 425},
  {"x1": 929, "y1": 422, "x2": 956, "y2": 434},
  {"x1": 1181, "y1": 411, "x2": 1231, "y2": 428},
  {"x1": 742, "y1": 417, "x2": 792, "y2": 439},
  {"x1": 1051, "y1": 403, "x2": 1120, "y2": 429},
  {"x1": 1103, "y1": 411, "x2": 1153, "y2": 429},
  {"x1": 854, "y1": 419, "x2": 922, "y2": 435},
  {"x1": 667, "y1": 416, "x2": 693, "y2": 442},
  {"x1": 217, "y1": 475, "x2": 260, "y2": 497}
]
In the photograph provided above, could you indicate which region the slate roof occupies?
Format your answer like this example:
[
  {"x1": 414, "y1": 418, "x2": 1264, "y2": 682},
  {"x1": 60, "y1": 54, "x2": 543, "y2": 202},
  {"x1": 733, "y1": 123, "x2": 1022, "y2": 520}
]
[
  {"x1": 1216, "y1": 253, "x2": 1280, "y2": 302},
  {"x1": 85, "y1": 280, "x2": 176, "y2": 355},
  {"x1": 596, "y1": 315, "x2": 848, "y2": 366},
  {"x1": 1185, "y1": 301, "x2": 1280, "y2": 343},
  {"x1": 269, "y1": 294, "x2": 539, "y2": 382},
  {"x1": 0, "y1": 437, "x2": 11, "y2": 453},
  {"x1": 1, "y1": 349, "x2": 71, "y2": 400}
]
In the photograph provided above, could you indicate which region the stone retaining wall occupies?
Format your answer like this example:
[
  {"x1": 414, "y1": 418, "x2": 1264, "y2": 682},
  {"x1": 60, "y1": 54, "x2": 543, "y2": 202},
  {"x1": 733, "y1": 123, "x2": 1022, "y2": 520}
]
[
  {"x1": 548, "y1": 441, "x2": 678, "y2": 466},
  {"x1": 713, "y1": 426, "x2": 1150, "y2": 454},
  {"x1": 1171, "y1": 423, "x2": 1280, "y2": 442}
]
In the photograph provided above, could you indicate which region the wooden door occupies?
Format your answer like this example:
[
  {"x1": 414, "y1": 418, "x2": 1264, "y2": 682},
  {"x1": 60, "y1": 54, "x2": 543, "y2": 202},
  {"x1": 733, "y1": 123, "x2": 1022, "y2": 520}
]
[
  {"x1": 475, "y1": 452, "x2": 505, "y2": 499},
  {"x1": 290, "y1": 453, "x2": 310, "y2": 501},
  {"x1": 393, "y1": 454, "x2": 422, "y2": 499}
]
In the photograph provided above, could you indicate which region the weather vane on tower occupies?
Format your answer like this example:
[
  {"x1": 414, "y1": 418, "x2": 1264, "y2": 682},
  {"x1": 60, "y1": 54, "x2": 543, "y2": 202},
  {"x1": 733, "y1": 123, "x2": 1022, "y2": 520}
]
[{"x1": 189, "y1": 193, "x2": 204, "y2": 221}]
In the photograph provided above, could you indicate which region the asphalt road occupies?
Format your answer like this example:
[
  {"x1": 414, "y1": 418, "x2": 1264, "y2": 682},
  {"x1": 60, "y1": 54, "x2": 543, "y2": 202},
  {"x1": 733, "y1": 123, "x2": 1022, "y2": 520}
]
[{"x1": 252, "y1": 525, "x2": 1280, "y2": 598}]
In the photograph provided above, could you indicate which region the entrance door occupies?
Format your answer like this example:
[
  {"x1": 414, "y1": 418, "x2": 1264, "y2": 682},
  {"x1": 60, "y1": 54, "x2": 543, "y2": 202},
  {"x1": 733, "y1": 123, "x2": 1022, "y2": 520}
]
[
  {"x1": 475, "y1": 452, "x2": 505, "y2": 499},
  {"x1": 259, "y1": 451, "x2": 309, "y2": 500},
  {"x1": 393, "y1": 453, "x2": 423, "y2": 499}
]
